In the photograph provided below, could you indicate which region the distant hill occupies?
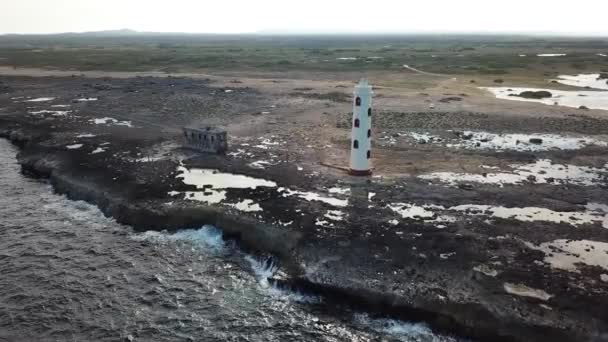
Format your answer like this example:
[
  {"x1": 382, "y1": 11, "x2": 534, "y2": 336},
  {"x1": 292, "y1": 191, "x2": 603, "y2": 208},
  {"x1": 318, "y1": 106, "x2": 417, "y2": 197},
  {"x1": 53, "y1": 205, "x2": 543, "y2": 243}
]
[
  {"x1": 0, "y1": 29, "x2": 142, "y2": 37},
  {"x1": 63, "y1": 29, "x2": 141, "y2": 37}
]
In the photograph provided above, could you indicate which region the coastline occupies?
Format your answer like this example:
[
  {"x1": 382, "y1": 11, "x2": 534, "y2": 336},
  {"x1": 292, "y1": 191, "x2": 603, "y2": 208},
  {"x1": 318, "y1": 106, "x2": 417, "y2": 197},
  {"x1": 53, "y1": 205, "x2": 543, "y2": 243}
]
[{"x1": 2, "y1": 71, "x2": 607, "y2": 341}]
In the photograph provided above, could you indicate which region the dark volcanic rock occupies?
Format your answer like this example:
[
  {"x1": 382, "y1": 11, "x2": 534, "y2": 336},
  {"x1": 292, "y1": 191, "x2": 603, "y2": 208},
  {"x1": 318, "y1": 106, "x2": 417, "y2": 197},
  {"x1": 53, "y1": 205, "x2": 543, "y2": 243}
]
[
  {"x1": 439, "y1": 96, "x2": 462, "y2": 103},
  {"x1": 511, "y1": 91, "x2": 552, "y2": 99},
  {"x1": 597, "y1": 73, "x2": 608, "y2": 80},
  {"x1": 0, "y1": 81, "x2": 13, "y2": 94},
  {"x1": 529, "y1": 138, "x2": 543, "y2": 144}
]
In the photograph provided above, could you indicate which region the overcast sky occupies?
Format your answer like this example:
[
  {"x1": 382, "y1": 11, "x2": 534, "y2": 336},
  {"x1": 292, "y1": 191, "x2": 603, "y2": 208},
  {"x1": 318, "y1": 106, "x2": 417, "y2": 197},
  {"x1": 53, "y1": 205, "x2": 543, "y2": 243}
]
[{"x1": 2, "y1": 0, "x2": 607, "y2": 35}]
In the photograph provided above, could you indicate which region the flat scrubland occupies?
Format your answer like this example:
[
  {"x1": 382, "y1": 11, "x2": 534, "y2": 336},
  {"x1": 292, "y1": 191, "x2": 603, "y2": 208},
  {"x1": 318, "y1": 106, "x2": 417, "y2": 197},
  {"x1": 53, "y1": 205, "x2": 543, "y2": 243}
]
[{"x1": 0, "y1": 34, "x2": 606, "y2": 78}]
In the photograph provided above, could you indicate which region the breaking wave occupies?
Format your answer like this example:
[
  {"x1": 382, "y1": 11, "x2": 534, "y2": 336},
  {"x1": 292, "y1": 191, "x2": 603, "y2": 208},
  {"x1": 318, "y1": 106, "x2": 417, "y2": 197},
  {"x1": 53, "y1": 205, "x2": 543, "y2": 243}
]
[{"x1": 354, "y1": 313, "x2": 459, "y2": 342}]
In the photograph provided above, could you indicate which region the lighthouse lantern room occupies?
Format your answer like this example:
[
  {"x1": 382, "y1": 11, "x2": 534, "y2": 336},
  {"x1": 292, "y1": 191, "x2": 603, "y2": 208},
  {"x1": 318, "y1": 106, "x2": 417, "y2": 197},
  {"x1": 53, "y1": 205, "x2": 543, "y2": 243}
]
[{"x1": 349, "y1": 79, "x2": 373, "y2": 176}]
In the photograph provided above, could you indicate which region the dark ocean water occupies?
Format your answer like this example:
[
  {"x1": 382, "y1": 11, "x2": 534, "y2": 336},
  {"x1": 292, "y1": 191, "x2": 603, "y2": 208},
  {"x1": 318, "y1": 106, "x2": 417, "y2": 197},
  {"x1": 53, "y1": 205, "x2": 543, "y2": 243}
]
[{"x1": 0, "y1": 139, "x2": 452, "y2": 342}]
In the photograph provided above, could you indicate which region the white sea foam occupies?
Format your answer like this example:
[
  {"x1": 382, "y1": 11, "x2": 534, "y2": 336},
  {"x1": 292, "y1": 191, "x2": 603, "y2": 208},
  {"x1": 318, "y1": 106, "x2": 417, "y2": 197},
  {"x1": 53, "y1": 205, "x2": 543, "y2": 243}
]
[
  {"x1": 133, "y1": 225, "x2": 225, "y2": 251},
  {"x1": 354, "y1": 313, "x2": 454, "y2": 342}
]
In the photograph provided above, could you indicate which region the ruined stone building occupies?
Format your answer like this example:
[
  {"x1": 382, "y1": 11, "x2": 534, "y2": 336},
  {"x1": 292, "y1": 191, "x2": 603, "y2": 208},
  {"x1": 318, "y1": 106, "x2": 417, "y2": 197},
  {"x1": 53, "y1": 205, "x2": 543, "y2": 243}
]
[{"x1": 183, "y1": 126, "x2": 228, "y2": 154}]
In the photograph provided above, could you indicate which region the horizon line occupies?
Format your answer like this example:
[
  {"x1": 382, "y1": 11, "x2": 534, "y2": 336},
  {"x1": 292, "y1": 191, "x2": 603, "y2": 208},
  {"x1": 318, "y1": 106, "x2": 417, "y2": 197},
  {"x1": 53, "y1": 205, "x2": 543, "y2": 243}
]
[{"x1": 1, "y1": 29, "x2": 608, "y2": 38}]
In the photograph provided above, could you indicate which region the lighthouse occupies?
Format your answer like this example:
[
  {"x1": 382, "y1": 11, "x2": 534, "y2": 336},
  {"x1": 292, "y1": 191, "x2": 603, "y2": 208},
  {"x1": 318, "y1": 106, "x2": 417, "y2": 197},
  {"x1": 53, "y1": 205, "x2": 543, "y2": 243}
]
[{"x1": 349, "y1": 79, "x2": 373, "y2": 176}]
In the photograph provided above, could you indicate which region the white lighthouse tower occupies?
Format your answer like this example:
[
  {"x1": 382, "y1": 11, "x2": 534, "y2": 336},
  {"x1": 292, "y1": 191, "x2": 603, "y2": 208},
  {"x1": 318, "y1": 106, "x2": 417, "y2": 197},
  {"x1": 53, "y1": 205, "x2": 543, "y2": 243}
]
[{"x1": 349, "y1": 79, "x2": 373, "y2": 176}]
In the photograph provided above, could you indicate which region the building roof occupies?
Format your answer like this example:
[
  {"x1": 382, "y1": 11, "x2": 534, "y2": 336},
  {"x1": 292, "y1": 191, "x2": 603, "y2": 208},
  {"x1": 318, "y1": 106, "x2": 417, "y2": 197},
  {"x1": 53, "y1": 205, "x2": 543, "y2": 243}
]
[{"x1": 183, "y1": 125, "x2": 226, "y2": 134}]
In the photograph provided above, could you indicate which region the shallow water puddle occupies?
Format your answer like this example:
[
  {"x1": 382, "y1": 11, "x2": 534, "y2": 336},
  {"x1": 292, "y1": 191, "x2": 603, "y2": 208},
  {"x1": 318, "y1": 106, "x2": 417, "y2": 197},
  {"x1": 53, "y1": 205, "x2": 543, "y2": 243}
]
[
  {"x1": 89, "y1": 117, "x2": 133, "y2": 127},
  {"x1": 537, "y1": 54, "x2": 566, "y2": 57},
  {"x1": 421, "y1": 171, "x2": 524, "y2": 186},
  {"x1": 525, "y1": 239, "x2": 608, "y2": 272},
  {"x1": 133, "y1": 156, "x2": 165, "y2": 163},
  {"x1": 91, "y1": 147, "x2": 106, "y2": 154},
  {"x1": 253, "y1": 136, "x2": 284, "y2": 150},
  {"x1": 397, "y1": 130, "x2": 607, "y2": 152},
  {"x1": 482, "y1": 86, "x2": 608, "y2": 110},
  {"x1": 227, "y1": 199, "x2": 263, "y2": 212},
  {"x1": 177, "y1": 166, "x2": 277, "y2": 189},
  {"x1": 451, "y1": 204, "x2": 608, "y2": 228},
  {"x1": 248, "y1": 160, "x2": 275, "y2": 169},
  {"x1": 556, "y1": 73, "x2": 608, "y2": 91},
  {"x1": 66, "y1": 144, "x2": 83, "y2": 150},
  {"x1": 315, "y1": 218, "x2": 335, "y2": 228},
  {"x1": 24, "y1": 97, "x2": 55, "y2": 102},
  {"x1": 388, "y1": 203, "x2": 457, "y2": 224},
  {"x1": 279, "y1": 188, "x2": 348, "y2": 207},
  {"x1": 404, "y1": 132, "x2": 444, "y2": 144},
  {"x1": 504, "y1": 283, "x2": 552, "y2": 301},
  {"x1": 328, "y1": 187, "x2": 350, "y2": 195},
  {"x1": 172, "y1": 166, "x2": 276, "y2": 209},
  {"x1": 387, "y1": 201, "x2": 608, "y2": 228},
  {"x1": 421, "y1": 159, "x2": 607, "y2": 186},
  {"x1": 324, "y1": 210, "x2": 345, "y2": 221},
  {"x1": 447, "y1": 131, "x2": 607, "y2": 152},
  {"x1": 389, "y1": 203, "x2": 437, "y2": 220},
  {"x1": 76, "y1": 97, "x2": 98, "y2": 102},
  {"x1": 29, "y1": 109, "x2": 71, "y2": 117},
  {"x1": 76, "y1": 133, "x2": 96, "y2": 138},
  {"x1": 228, "y1": 148, "x2": 254, "y2": 158},
  {"x1": 176, "y1": 189, "x2": 227, "y2": 204}
]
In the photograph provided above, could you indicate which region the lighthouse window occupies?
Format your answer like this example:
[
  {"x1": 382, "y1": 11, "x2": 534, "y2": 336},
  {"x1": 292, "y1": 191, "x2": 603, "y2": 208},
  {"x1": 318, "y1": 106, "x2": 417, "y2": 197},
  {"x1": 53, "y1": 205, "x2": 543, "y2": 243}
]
[
  {"x1": 368, "y1": 108, "x2": 372, "y2": 116},
  {"x1": 354, "y1": 119, "x2": 360, "y2": 128},
  {"x1": 367, "y1": 150, "x2": 371, "y2": 159},
  {"x1": 355, "y1": 97, "x2": 361, "y2": 106},
  {"x1": 367, "y1": 129, "x2": 371, "y2": 138},
  {"x1": 353, "y1": 140, "x2": 359, "y2": 149}
]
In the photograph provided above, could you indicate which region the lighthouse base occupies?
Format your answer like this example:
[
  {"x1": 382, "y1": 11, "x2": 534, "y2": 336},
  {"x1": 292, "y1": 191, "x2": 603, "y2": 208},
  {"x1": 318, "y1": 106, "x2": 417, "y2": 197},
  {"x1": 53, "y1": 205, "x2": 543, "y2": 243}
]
[{"x1": 348, "y1": 168, "x2": 372, "y2": 176}]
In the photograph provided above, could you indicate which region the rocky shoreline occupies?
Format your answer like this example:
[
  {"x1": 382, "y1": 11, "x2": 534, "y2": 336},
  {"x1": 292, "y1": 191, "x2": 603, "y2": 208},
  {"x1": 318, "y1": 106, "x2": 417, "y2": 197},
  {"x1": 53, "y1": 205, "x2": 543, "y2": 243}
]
[
  {"x1": 1, "y1": 74, "x2": 607, "y2": 341},
  {"x1": 0, "y1": 123, "x2": 594, "y2": 342}
]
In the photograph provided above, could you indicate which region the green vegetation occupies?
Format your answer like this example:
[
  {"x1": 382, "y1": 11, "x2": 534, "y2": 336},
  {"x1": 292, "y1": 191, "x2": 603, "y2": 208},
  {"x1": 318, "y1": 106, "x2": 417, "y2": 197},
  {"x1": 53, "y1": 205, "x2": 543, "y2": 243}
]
[{"x1": 0, "y1": 34, "x2": 606, "y2": 75}]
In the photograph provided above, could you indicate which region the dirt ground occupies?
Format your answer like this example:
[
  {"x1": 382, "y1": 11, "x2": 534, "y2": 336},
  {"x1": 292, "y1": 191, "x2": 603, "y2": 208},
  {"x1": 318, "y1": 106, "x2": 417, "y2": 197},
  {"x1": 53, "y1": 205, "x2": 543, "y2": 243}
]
[{"x1": 1, "y1": 67, "x2": 608, "y2": 341}]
